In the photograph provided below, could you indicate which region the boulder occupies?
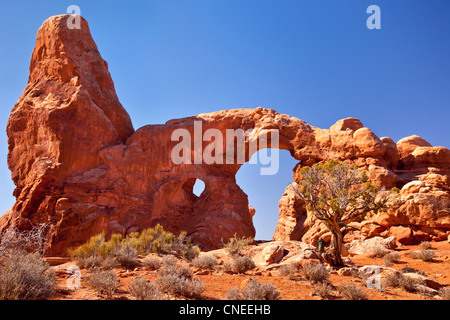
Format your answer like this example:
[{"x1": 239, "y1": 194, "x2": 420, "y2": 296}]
[
  {"x1": 397, "y1": 135, "x2": 432, "y2": 160},
  {"x1": 402, "y1": 273, "x2": 442, "y2": 290},
  {"x1": 390, "y1": 226, "x2": 416, "y2": 245},
  {"x1": 262, "y1": 245, "x2": 285, "y2": 265},
  {"x1": 346, "y1": 236, "x2": 397, "y2": 255}
]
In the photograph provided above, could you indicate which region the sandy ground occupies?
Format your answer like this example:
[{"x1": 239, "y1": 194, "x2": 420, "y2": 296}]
[{"x1": 51, "y1": 241, "x2": 450, "y2": 300}]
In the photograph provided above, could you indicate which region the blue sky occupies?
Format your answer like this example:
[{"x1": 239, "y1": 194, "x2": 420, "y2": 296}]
[{"x1": 0, "y1": 1, "x2": 449, "y2": 240}]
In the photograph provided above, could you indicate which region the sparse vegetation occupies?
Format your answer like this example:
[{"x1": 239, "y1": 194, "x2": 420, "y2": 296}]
[
  {"x1": 0, "y1": 225, "x2": 56, "y2": 300},
  {"x1": 225, "y1": 278, "x2": 280, "y2": 300},
  {"x1": 68, "y1": 224, "x2": 201, "y2": 269},
  {"x1": 302, "y1": 263, "x2": 329, "y2": 284},
  {"x1": 382, "y1": 252, "x2": 401, "y2": 266},
  {"x1": 338, "y1": 283, "x2": 368, "y2": 300},
  {"x1": 0, "y1": 251, "x2": 56, "y2": 300},
  {"x1": 400, "y1": 266, "x2": 426, "y2": 276},
  {"x1": 156, "y1": 256, "x2": 205, "y2": 298},
  {"x1": 314, "y1": 281, "x2": 333, "y2": 299},
  {"x1": 221, "y1": 234, "x2": 255, "y2": 274},
  {"x1": 128, "y1": 277, "x2": 163, "y2": 300},
  {"x1": 192, "y1": 254, "x2": 218, "y2": 270},
  {"x1": 223, "y1": 233, "x2": 254, "y2": 256},
  {"x1": 87, "y1": 269, "x2": 119, "y2": 299},
  {"x1": 439, "y1": 288, "x2": 450, "y2": 300},
  {"x1": 142, "y1": 255, "x2": 162, "y2": 270},
  {"x1": 420, "y1": 241, "x2": 432, "y2": 250},
  {"x1": 279, "y1": 263, "x2": 299, "y2": 280},
  {"x1": 409, "y1": 249, "x2": 435, "y2": 262},
  {"x1": 223, "y1": 255, "x2": 255, "y2": 274},
  {"x1": 291, "y1": 160, "x2": 400, "y2": 267},
  {"x1": 383, "y1": 272, "x2": 422, "y2": 293},
  {"x1": 369, "y1": 245, "x2": 388, "y2": 258}
]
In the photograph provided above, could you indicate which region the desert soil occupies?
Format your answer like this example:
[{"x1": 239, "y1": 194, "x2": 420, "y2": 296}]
[{"x1": 51, "y1": 241, "x2": 450, "y2": 301}]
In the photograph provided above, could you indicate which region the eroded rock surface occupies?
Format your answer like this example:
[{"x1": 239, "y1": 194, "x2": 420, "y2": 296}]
[{"x1": 1, "y1": 15, "x2": 449, "y2": 255}]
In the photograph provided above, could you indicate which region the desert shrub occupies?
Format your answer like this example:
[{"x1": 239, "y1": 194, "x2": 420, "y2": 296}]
[
  {"x1": 156, "y1": 260, "x2": 205, "y2": 297},
  {"x1": 383, "y1": 272, "x2": 404, "y2": 288},
  {"x1": 69, "y1": 225, "x2": 200, "y2": 269},
  {"x1": 172, "y1": 231, "x2": 201, "y2": 261},
  {"x1": 74, "y1": 255, "x2": 104, "y2": 269},
  {"x1": 192, "y1": 254, "x2": 218, "y2": 270},
  {"x1": 420, "y1": 241, "x2": 432, "y2": 250},
  {"x1": 302, "y1": 263, "x2": 329, "y2": 284},
  {"x1": 223, "y1": 233, "x2": 254, "y2": 257},
  {"x1": 225, "y1": 278, "x2": 280, "y2": 300},
  {"x1": 338, "y1": 283, "x2": 368, "y2": 300},
  {"x1": 233, "y1": 255, "x2": 256, "y2": 274},
  {"x1": 114, "y1": 243, "x2": 139, "y2": 269},
  {"x1": 68, "y1": 233, "x2": 108, "y2": 259},
  {"x1": 383, "y1": 272, "x2": 421, "y2": 292},
  {"x1": 400, "y1": 266, "x2": 426, "y2": 276},
  {"x1": 410, "y1": 249, "x2": 435, "y2": 262},
  {"x1": 383, "y1": 252, "x2": 401, "y2": 266},
  {"x1": 439, "y1": 288, "x2": 450, "y2": 300},
  {"x1": 224, "y1": 255, "x2": 255, "y2": 274},
  {"x1": 400, "y1": 276, "x2": 420, "y2": 292},
  {"x1": 126, "y1": 224, "x2": 175, "y2": 254},
  {"x1": 88, "y1": 270, "x2": 119, "y2": 299},
  {"x1": 369, "y1": 245, "x2": 388, "y2": 258},
  {"x1": 0, "y1": 224, "x2": 48, "y2": 255},
  {"x1": 142, "y1": 256, "x2": 162, "y2": 270},
  {"x1": 315, "y1": 281, "x2": 333, "y2": 299},
  {"x1": 128, "y1": 277, "x2": 163, "y2": 300},
  {"x1": 279, "y1": 263, "x2": 298, "y2": 280},
  {"x1": 162, "y1": 254, "x2": 178, "y2": 267},
  {"x1": 0, "y1": 251, "x2": 56, "y2": 300}
]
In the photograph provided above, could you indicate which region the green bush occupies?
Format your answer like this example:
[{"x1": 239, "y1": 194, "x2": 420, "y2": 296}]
[
  {"x1": 69, "y1": 224, "x2": 200, "y2": 268},
  {"x1": 223, "y1": 233, "x2": 254, "y2": 257}
]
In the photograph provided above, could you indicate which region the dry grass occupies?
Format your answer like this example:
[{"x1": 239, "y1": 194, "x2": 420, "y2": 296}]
[
  {"x1": 128, "y1": 277, "x2": 164, "y2": 300},
  {"x1": 382, "y1": 252, "x2": 401, "y2": 266},
  {"x1": 156, "y1": 257, "x2": 205, "y2": 298},
  {"x1": 302, "y1": 263, "x2": 329, "y2": 284},
  {"x1": 88, "y1": 270, "x2": 119, "y2": 299},
  {"x1": 338, "y1": 283, "x2": 368, "y2": 300},
  {"x1": 409, "y1": 249, "x2": 435, "y2": 262},
  {"x1": 225, "y1": 277, "x2": 280, "y2": 300},
  {"x1": 192, "y1": 254, "x2": 218, "y2": 270},
  {"x1": 0, "y1": 251, "x2": 56, "y2": 300},
  {"x1": 223, "y1": 233, "x2": 254, "y2": 257}
]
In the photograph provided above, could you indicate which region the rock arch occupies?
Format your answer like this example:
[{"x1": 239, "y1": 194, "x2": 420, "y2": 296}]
[{"x1": 2, "y1": 15, "x2": 449, "y2": 255}]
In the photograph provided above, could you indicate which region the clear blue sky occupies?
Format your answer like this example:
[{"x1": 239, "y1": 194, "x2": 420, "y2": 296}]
[{"x1": 0, "y1": 1, "x2": 449, "y2": 240}]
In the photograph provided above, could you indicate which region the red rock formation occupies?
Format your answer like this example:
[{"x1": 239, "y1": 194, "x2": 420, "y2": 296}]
[{"x1": 1, "y1": 15, "x2": 449, "y2": 255}]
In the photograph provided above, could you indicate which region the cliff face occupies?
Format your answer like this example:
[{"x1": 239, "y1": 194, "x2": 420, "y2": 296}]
[{"x1": 1, "y1": 15, "x2": 449, "y2": 255}]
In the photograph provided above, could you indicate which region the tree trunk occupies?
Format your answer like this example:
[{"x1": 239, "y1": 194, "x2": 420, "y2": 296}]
[{"x1": 327, "y1": 222, "x2": 345, "y2": 268}]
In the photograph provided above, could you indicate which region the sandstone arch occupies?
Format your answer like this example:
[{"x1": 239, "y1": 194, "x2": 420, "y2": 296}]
[{"x1": 1, "y1": 15, "x2": 449, "y2": 255}]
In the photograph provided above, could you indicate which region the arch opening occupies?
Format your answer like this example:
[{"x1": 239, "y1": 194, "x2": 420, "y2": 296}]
[
  {"x1": 193, "y1": 179, "x2": 206, "y2": 197},
  {"x1": 236, "y1": 149, "x2": 298, "y2": 241}
]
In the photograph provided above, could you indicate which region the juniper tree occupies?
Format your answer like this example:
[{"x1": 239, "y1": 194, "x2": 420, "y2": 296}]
[{"x1": 291, "y1": 160, "x2": 398, "y2": 267}]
